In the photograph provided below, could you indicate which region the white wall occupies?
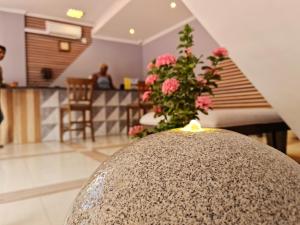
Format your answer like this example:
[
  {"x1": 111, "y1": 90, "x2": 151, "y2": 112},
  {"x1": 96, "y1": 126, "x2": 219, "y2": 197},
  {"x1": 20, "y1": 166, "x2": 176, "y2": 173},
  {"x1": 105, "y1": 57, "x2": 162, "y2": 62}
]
[
  {"x1": 142, "y1": 19, "x2": 219, "y2": 75},
  {"x1": 182, "y1": 0, "x2": 300, "y2": 137},
  {"x1": 0, "y1": 11, "x2": 26, "y2": 85}
]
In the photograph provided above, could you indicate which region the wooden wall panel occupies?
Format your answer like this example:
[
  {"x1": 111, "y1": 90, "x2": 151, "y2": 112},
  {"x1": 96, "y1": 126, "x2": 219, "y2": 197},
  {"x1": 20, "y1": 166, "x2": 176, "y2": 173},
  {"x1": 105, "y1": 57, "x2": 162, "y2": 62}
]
[
  {"x1": 0, "y1": 89, "x2": 41, "y2": 144},
  {"x1": 0, "y1": 90, "x2": 14, "y2": 144},
  {"x1": 25, "y1": 16, "x2": 45, "y2": 29},
  {"x1": 213, "y1": 59, "x2": 270, "y2": 108},
  {"x1": 25, "y1": 16, "x2": 92, "y2": 87}
]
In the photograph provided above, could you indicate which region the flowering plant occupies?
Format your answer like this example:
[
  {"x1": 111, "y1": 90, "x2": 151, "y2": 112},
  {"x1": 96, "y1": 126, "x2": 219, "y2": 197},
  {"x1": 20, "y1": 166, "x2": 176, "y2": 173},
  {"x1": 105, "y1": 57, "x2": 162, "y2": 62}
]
[{"x1": 129, "y1": 24, "x2": 228, "y2": 138}]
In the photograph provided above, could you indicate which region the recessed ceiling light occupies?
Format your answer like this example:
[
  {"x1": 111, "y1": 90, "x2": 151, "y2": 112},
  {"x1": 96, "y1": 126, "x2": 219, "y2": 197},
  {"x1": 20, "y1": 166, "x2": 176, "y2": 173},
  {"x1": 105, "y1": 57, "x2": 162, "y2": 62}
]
[
  {"x1": 170, "y1": 2, "x2": 177, "y2": 8},
  {"x1": 67, "y1": 9, "x2": 84, "y2": 19},
  {"x1": 129, "y1": 28, "x2": 135, "y2": 35}
]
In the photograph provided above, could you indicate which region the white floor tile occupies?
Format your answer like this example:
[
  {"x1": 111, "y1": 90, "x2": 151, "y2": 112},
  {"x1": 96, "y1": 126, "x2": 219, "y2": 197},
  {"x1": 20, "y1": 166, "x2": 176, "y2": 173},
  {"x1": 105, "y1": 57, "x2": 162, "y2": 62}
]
[
  {"x1": 0, "y1": 158, "x2": 34, "y2": 193},
  {"x1": 41, "y1": 189, "x2": 80, "y2": 225},
  {"x1": 0, "y1": 198, "x2": 51, "y2": 225},
  {"x1": 25, "y1": 152, "x2": 100, "y2": 188},
  {"x1": 0, "y1": 152, "x2": 99, "y2": 194}
]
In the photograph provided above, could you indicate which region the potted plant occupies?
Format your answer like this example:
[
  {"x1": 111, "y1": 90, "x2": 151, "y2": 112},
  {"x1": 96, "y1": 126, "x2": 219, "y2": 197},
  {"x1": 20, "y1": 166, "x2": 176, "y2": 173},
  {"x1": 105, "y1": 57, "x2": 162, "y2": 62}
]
[{"x1": 129, "y1": 24, "x2": 228, "y2": 138}]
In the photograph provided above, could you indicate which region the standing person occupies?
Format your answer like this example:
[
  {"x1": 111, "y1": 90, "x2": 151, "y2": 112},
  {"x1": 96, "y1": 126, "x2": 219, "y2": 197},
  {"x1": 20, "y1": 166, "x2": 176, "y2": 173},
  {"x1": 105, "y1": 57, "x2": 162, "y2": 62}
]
[
  {"x1": 0, "y1": 45, "x2": 6, "y2": 148},
  {"x1": 0, "y1": 45, "x2": 6, "y2": 86},
  {"x1": 92, "y1": 64, "x2": 115, "y2": 89}
]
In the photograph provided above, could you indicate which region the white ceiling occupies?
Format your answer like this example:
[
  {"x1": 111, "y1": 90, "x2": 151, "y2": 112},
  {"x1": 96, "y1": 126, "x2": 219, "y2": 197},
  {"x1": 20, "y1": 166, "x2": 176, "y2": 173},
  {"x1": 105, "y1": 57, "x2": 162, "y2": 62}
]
[
  {"x1": 0, "y1": 0, "x2": 193, "y2": 42},
  {"x1": 94, "y1": 0, "x2": 193, "y2": 42},
  {"x1": 0, "y1": 0, "x2": 120, "y2": 25}
]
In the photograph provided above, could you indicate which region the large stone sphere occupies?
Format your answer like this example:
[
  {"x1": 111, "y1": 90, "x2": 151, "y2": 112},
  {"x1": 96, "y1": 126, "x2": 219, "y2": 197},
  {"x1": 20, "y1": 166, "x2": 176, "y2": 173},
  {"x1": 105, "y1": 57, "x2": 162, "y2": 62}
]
[{"x1": 66, "y1": 129, "x2": 300, "y2": 225}]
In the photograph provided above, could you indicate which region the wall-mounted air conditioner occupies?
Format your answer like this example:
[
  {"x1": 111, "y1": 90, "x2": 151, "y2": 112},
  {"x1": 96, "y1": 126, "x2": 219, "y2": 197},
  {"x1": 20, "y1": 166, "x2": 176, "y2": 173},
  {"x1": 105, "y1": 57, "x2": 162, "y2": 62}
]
[{"x1": 45, "y1": 21, "x2": 82, "y2": 40}]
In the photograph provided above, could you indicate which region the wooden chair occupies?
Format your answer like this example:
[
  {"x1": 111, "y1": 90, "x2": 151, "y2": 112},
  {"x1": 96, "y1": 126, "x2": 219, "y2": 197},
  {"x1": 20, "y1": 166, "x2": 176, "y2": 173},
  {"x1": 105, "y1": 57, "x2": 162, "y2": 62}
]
[
  {"x1": 126, "y1": 81, "x2": 153, "y2": 134},
  {"x1": 60, "y1": 78, "x2": 95, "y2": 142}
]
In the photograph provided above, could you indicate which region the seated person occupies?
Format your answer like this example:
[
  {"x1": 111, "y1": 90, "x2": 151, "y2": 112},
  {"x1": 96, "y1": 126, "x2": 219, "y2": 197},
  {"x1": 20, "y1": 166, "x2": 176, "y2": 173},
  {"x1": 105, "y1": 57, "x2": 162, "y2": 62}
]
[{"x1": 92, "y1": 64, "x2": 115, "y2": 89}]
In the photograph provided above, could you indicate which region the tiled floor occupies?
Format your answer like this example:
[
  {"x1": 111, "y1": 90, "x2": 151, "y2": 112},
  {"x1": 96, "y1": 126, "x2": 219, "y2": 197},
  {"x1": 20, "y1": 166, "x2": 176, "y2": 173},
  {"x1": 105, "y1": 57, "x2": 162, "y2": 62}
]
[
  {"x1": 0, "y1": 133, "x2": 299, "y2": 225},
  {"x1": 0, "y1": 135, "x2": 131, "y2": 225},
  {"x1": 0, "y1": 189, "x2": 80, "y2": 225}
]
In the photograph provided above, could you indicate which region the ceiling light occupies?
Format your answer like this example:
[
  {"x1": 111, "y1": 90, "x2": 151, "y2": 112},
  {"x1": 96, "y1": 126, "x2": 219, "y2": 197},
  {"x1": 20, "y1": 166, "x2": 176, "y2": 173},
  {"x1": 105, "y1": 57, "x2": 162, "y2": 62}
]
[
  {"x1": 67, "y1": 9, "x2": 84, "y2": 19},
  {"x1": 170, "y1": 2, "x2": 177, "y2": 8},
  {"x1": 129, "y1": 28, "x2": 135, "y2": 35}
]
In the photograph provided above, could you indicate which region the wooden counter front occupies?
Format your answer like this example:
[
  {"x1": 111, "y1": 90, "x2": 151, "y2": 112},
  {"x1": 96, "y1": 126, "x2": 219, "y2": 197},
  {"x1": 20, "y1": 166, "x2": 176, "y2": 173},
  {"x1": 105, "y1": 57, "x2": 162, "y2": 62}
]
[{"x1": 0, "y1": 88, "x2": 139, "y2": 144}]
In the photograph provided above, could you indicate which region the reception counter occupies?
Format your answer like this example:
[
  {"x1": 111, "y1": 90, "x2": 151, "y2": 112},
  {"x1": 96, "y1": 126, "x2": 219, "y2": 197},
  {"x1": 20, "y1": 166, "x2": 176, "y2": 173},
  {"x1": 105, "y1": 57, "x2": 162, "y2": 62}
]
[{"x1": 0, "y1": 87, "x2": 139, "y2": 144}]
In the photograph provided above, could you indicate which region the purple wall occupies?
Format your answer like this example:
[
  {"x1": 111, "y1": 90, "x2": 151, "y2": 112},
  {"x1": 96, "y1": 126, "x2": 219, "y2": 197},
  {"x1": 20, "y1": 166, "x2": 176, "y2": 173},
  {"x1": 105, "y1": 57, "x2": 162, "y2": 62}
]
[
  {"x1": 54, "y1": 20, "x2": 220, "y2": 86},
  {"x1": 0, "y1": 13, "x2": 219, "y2": 87},
  {"x1": 52, "y1": 39, "x2": 143, "y2": 88},
  {"x1": 142, "y1": 19, "x2": 219, "y2": 75},
  {"x1": 0, "y1": 11, "x2": 26, "y2": 85}
]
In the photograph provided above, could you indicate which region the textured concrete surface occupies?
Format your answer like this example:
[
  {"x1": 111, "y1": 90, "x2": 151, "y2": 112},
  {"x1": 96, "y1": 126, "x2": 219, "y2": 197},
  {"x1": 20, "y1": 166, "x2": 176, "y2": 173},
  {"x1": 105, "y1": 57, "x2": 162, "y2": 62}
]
[{"x1": 65, "y1": 129, "x2": 300, "y2": 225}]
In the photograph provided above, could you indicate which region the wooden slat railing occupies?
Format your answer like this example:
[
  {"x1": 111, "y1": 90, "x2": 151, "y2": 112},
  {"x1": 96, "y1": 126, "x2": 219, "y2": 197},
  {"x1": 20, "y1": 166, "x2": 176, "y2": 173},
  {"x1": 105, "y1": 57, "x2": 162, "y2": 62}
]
[{"x1": 213, "y1": 59, "x2": 270, "y2": 108}]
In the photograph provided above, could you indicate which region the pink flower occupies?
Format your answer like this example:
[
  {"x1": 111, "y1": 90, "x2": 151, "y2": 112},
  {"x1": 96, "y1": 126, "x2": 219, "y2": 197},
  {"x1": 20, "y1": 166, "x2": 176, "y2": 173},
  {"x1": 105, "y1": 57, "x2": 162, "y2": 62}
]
[
  {"x1": 147, "y1": 62, "x2": 155, "y2": 71},
  {"x1": 162, "y1": 78, "x2": 180, "y2": 95},
  {"x1": 213, "y1": 47, "x2": 228, "y2": 57},
  {"x1": 185, "y1": 47, "x2": 192, "y2": 56},
  {"x1": 196, "y1": 76, "x2": 207, "y2": 86},
  {"x1": 153, "y1": 106, "x2": 162, "y2": 114},
  {"x1": 145, "y1": 74, "x2": 159, "y2": 85},
  {"x1": 128, "y1": 125, "x2": 144, "y2": 136},
  {"x1": 155, "y1": 53, "x2": 176, "y2": 67},
  {"x1": 142, "y1": 91, "x2": 152, "y2": 102},
  {"x1": 195, "y1": 96, "x2": 213, "y2": 111}
]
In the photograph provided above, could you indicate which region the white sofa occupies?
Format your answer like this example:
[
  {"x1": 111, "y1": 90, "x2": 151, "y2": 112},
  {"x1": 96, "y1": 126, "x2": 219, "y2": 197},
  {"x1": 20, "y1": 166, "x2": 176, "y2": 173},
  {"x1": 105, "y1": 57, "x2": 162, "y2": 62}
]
[
  {"x1": 140, "y1": 108, "x2": 283, "y2": 128},
  {"x1": 140, "y1": 108, "x2": 288, "y2": 153}
]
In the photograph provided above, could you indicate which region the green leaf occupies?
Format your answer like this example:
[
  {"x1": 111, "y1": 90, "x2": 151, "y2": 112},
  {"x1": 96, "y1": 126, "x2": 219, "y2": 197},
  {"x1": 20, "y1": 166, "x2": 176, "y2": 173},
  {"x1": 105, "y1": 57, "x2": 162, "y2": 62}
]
[{"x1": 139, "y1": 23, "x2": 226, "y2": 138}]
